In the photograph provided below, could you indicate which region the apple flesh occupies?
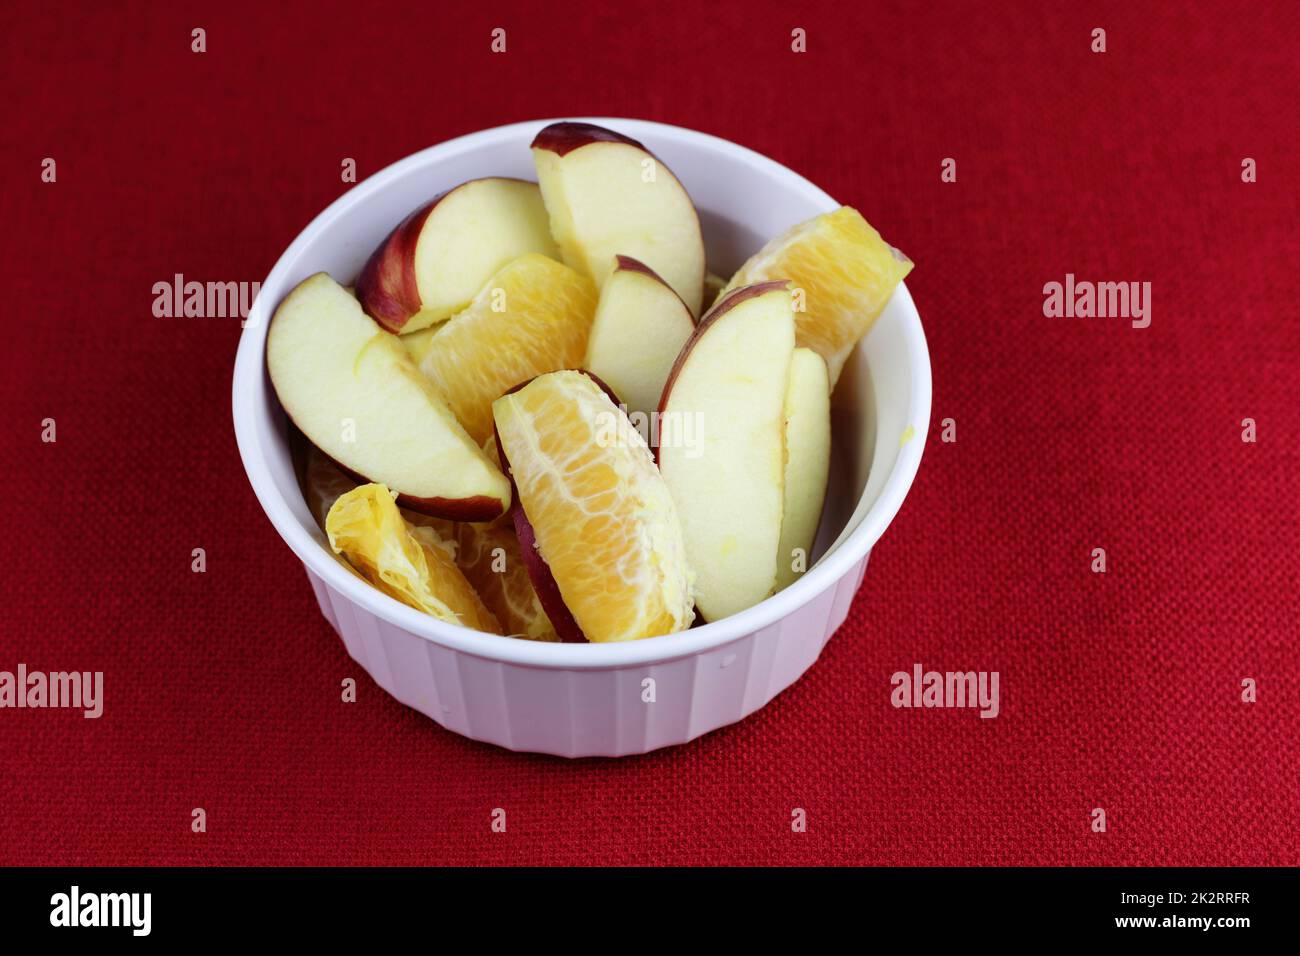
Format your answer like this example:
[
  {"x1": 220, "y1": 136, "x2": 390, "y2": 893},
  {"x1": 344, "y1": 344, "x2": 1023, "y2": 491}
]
[
  {"x1": 355, "y1": 177, "x2": 557, "y2": 333},
  {"x1": 399, "y1": 324, "x2": 441, "y2": 365},
  {"x1": 531, "y1": 122, "x2": 705, "y2": 316},
  {"x1": 774, "y1": 348, "x2": 831, "y2": 590},
  {"x1": 584, "y1": 255, "x2": 696, "y2": 420},
  {"x1": 267, "y1": 273, "x2": 511, "y2": 521},
  {"x1": 657, "y1": 281, "x2": 796, "y2": 621}
]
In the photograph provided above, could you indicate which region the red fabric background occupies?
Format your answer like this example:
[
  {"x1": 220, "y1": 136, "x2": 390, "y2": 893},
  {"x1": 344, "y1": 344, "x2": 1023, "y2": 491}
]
[{"x1": 2, "y1": 1, "x2": 1297, "y2": 866}]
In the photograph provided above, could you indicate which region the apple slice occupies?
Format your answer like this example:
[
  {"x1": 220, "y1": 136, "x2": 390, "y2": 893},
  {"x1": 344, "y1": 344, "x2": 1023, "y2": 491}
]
[
  {"x1": 355, "y1": 177, "x2": 558, "y2": 334},
  {"x1": 583, "y1": 255, "x2": 696, "y2": 420},
  {"x1": 531, "y1": 122, "x2": 705, "y2": 316},
  {"x1": 267, "y1": 273, "x2": 510, "y2": 521},
  {"x1": 657, "y1": 281, "x2": 796, "y2": 621},
  {"x1": 775, "y1": 348, "x2": 831, "y2": 591}
]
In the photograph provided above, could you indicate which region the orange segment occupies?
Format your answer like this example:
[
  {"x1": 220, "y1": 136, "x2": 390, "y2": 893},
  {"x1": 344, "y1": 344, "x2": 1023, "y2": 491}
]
[
  {"x1": 326, "y1": 483, "x2": 502, "y2": 634},
  {"x1": 492, "y1": 370, "x2": 694, "y2": 642},
  {"x1": 721, "y1": 206, "x2": 912, "y2": 385},
  {"x1": 448, "y1": 435, "x2": 557, "y2": 640},
  {"x1": 451, "y1": 521, "x2": 558, "y2": 641},
  {"x1": 309, "y1": 445, "x2": 554, "y2": 640},
  {"x1": 420, "y1": 254, "x2": 598, "y2": 444}
]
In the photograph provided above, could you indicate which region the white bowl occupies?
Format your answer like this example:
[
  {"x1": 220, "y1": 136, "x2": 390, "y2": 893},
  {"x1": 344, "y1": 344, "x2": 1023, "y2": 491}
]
[{"x1": 232, "y1": 118, "x2": 931, "y2": 757}]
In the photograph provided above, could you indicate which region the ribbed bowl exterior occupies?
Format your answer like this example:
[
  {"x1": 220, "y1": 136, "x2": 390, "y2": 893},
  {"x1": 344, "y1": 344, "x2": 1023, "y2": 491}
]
[{"x1": 306, "y1": 556, "x2": 869, "y2": 757}]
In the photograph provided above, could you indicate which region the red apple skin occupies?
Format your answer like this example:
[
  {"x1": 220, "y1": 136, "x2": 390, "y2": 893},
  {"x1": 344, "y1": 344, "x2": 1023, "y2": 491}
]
[
  {"x1": 530, "y1": 122, "x2": 646, "y2": 157},
  {"x1": 396, "y1": 493, "x2": 506, "y2": 522},
  {"x1": 316, "y1": 447, "x2": 507, "y2": 523},
  {"x1": 354, "y1": 202, "x2": 434, "y2": 332},
  {"x1": 613, "y1": 253, "x2": 659, "y2": 279},
  {"x1": 653, "y1": 279, "x2": 792, "y2": 461}
]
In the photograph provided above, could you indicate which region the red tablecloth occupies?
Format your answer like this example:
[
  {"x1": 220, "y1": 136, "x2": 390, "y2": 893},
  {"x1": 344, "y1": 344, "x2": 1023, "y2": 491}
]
[{"x1": 3, "y1": 1, "x2": 1296, "y2": 866}]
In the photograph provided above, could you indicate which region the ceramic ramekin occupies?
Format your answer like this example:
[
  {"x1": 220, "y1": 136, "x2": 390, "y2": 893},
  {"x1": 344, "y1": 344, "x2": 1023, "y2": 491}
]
[{"x1": 232, "y1": 118, "x2": 931, "y2": 757}]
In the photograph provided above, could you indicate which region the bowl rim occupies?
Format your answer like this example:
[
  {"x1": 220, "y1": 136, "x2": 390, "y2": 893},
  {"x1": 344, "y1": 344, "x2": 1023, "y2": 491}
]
[{"x1": 231, "y1": 116, "x2": 931, "y2": 670}]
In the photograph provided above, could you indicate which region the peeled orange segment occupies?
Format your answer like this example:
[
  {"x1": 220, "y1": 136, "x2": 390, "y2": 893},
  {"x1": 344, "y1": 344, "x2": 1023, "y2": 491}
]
[
  {"x1": 420, "y1": 254, "x2": 598, "y2": 445},
  {"x1": 326, "y1": 483, "x2": 502, "y2": 634},
  {"x1": 313, "y1": 443, "x2": 554, "y2": 640},
  {"x1": 450, "y1": 521, "x2": 558, "y2": 641},
  {"x1": 492, "y1": 370, "x2": 695, "y2": 643},
  {"x1": 721, "y1": 206, "x2": 913, "y2": 386}
]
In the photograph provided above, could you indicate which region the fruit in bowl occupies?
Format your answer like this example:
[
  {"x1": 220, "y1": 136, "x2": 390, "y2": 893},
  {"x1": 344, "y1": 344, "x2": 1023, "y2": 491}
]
[
  {"x1": 583, "y1": 255, "x2": 696, "y2": 421},
  {"x1": 355, "y1": 177, "x2": 557, "y2": 334},
  {"x1": 266, "y1": 273, "x2": 510, "y2": 521},
  {"x1": 493, "y1": 369, "x2": 694, "y2": 643},
  {"x1": 531, "y1": 122, "x2": 706, "y2": 317},
  {"x1": 265, "y1": 120, "x2": 913, "y2": 643}
]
